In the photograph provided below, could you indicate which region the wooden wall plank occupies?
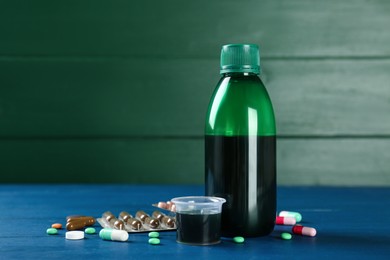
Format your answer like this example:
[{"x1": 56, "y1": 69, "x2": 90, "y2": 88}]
[
  {"x1": 277, "y1": 138, "x2": 390, "y2": 186},
  {"x1": 0, "y1": 138, "x2": 388, "y2": 186},
  {"x1": 0, "y1": 0, "x2": 389, "y2": 186},
  {"x1": 0, "y1": 0, "x2": 389, "y2": 57},
  {"x1": 1, "y1": 59, "x2": 389, "y2": 136},
  {"x1": 0, "y1": 138, "x2": 203, "y2": 184},
  {"x1": 264, "y1": 59, "x2": 390, "y2": 136}
]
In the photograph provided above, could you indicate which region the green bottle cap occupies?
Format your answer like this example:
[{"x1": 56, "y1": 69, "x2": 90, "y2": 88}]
[{"x1": 220, "y1": 44, "x2": 260, "y2": 74}]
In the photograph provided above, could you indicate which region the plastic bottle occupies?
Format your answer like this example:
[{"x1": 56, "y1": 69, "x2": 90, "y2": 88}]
[{"x1": 205, "y1": 44, "x2": 276, "y2": 237}]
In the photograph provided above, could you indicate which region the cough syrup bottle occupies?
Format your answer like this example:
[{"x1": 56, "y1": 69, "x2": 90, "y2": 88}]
[{"x1": 205, "y1": 44, "x2": 276, "y2": 237}]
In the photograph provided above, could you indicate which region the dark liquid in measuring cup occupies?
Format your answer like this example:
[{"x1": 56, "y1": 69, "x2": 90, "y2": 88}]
[
  {"x1": 205, "y1": 135, "x2": 276, "y2": 237},
  {"x1": 176, "y1": 212, "x2": 221, "y2": 245}
]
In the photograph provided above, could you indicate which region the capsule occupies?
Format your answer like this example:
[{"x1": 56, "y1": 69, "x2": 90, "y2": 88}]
[
  {"x1": 136, "y1": 210, "x2": 149, "y2": 222},
  {"x1": 170, "y1": 204, "x2": 176, "y2": 212},
  {"x1": 157, "y1": 202, "x2": 168, "y2": 210},
  {"x1": 102, "y1": 211, "x2": 116, "y2": 222},
  {"x1": 66, "y1": 215, "x2": 84, "y2": 220},
  {"x1": 292, "y1": 225, "x2": 317, "y2": 237},
  {"x1": 152, "y1": 210, "x2": 165, "y2": 221},
  {"x1": 66, "y1": 216, "x2": 96, "y2": 226},
  {"x1": 279, "y1": 211, "x2": 302, "y2": 223},
  {"x1": 66, "y1": 219, "x2": 87, "y2": 231},
  {"x1": 125, "y1": 218, "x2": 143, "y2": 230},
  {"x1": 66, "y1": 216, "x2": 95, "y2": 226},
  {"x1": 152, "y1": 211, "x2": 175, "y2": 228},
  {"x1": 166, "y1": 201, "x2": 176, "y2": 211},
  {"x1": 108, "y1": 217, "x2": 125, "y2": 230},
  {"x1": 166, "y1": 201, "x2": 173, "y2": 209},
  {"x1": 161, "y1": 216, "x2": 175, "y2": 228},
  {"x1": 99, "y1": 228, "x2": 128, "y2": 242},
  {"x1": 66, "y1": 217, "x2": 96, "y2": 231},
  {"x1": 119, "y1": 211, "x2": 133, "y2": 223},
  {"x1": 275, "y1": 216, "x2": 296, "y2": 225},
  {"x1": 144, "y1": 217, "x2": 160, "y2": 229}
]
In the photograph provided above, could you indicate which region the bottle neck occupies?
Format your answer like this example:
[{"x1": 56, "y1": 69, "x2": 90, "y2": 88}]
[{"x1": 221, "y1": 72, "x2": 259, "y2": 77}]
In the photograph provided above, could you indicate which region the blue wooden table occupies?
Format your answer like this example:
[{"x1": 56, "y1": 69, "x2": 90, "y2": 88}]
[{"x1": 0, "y1": 185, "x2": 389, "y2": 259}]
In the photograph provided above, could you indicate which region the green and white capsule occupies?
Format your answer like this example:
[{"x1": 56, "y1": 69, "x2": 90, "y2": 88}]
[
  {"x1": 99, "y1": 228, "x2": 128, "y2": 242},
  {"x1": 279, "y1": 211, "x2": 302, "y2": 223}
]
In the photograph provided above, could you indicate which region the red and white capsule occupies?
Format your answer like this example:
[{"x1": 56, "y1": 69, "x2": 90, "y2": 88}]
[
  {"x1": 292, "y1": 225, "x2": 317, "y2": 237},
  {"x1": 275, "y1": 216, "x2": 296, "y2": 225}
]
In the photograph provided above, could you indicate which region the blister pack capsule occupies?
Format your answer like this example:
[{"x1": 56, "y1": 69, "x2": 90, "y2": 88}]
[{"x1": 97, "y1": 210, "x2": 176, "y2": 233}]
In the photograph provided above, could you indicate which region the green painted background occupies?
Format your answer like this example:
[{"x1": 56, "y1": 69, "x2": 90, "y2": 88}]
[{"x1": 1, "y1": 0, "x2": 389, "y2": 185}]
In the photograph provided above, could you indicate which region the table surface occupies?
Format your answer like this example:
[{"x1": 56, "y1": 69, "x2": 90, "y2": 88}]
[{"x1": 0, "y1": 185, "x2": 389, "y2": 259}]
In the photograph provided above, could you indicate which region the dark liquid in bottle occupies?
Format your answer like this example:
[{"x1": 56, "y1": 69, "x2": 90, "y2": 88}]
[
  {"x1": 176, "y1": 212, "x2": 221, "y2": 245},
  {"x1": 205, "y1": 135, "x2": 276, "y2": 237}
]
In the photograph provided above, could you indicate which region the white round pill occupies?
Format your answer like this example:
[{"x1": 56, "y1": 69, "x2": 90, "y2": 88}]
[{"x1": 66, "y1": 231, "x2": 85, "y2": 240}]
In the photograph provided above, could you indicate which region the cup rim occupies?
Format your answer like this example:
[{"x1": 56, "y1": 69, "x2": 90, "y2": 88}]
[{"x1": 171, "y1": 196, "x2": 226, "y2": 205}]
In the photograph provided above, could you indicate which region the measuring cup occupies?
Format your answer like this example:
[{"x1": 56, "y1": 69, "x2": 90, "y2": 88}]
[{"x1": 171, "y1": 196, "x2": 226, "y2": 245}]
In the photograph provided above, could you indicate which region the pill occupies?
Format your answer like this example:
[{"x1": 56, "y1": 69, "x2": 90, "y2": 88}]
[
  {"x1": 136, "y1": 211, "x2": 159, "y2": 228},
  {"x1": 279, "y1": 211, "x2": 302, "y2": 223},
  {"x1": 166, "y1": 201, "x2": 176, "y2": 211},
  {"x1": 67, "y1": 216, "x2": 95, "y2": 225},
  {"x1": 66, "y1": 231, "x2": 85, "y2": 240},
  {"x1": 281, "y1": 232, "x2": 292, "y2": 240},
  {"x1": 157, "y1": 202, "x2": 168, "y2": 209},
  {"x1": 119, "y1": 211, "x2": 133, "y2": 222},
  {"x1": 109, "y1": 218, "x2": 125, "y2": 230},
  {"x1": 233, "y1": 236, "x2": 245, "y2": 243},
  {"x1": 275, "y1": 216, "x2": 296, "y2": 225},
  {"x1": 84, "y1": 217, "x2": 96, "y2": 226},
  {"x1": 51, "y1": 223, "x2": 62, "y2": 229},
  {"x1": 144, "y1": 217, "x2": 160, "y2": 229},
  {"x1": 46, "y1": 228, "x2": 58, "y2": 235},
  {"x1": 161, "y1": 216, "x2": 175, "y2": 228},
  {"x1": 66, "y1": 216, "x2": 96, "y2": 231},
  {"x1": 148, "y1": 231, "x2": 160, "y2": 238},
  {"x1": 148, "y1": 238, "x2": 160, "y2": 245},
  {"x1": 115, "y1": 220, "x2": 125, "y2": 230},
  {"x1": 66, "y1": 215, "x2": 83, "y2": 220},
  {"x1": 292, "y1": 225, "x2": 317, "y2": 237},
  {"x1": 102, "y1": 211, "x2": 116, "y2": 222},
  {"x1": 136, "y1": 210, "x2": 149, "y2": 222},
  {"x1": 67, "y1": 216, "x2": 96, "y2": 226},
  {"x1": 66, "y1": 219, "x2": 88, "y2": 231},
  {"x1": 152, "y1": 211, "x2": 175, "y2": 228},
  {"x1": 85, "y1": 227, "x2": 96, "y2": 234},
  {"x1": 99, "y1": 228, "x2": 128, "y2": 242},
  {"x1": 125, "y1": 218, "x2": 143, "y2": 230},
  {"x1": 152, "y1": 210, "x2": 165, "y2": 221}
]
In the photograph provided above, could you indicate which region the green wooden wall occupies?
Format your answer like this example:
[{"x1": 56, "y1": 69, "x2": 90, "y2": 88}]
[{"x1": 1, "y1": 0, "x2": 389, "y2": 185}]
